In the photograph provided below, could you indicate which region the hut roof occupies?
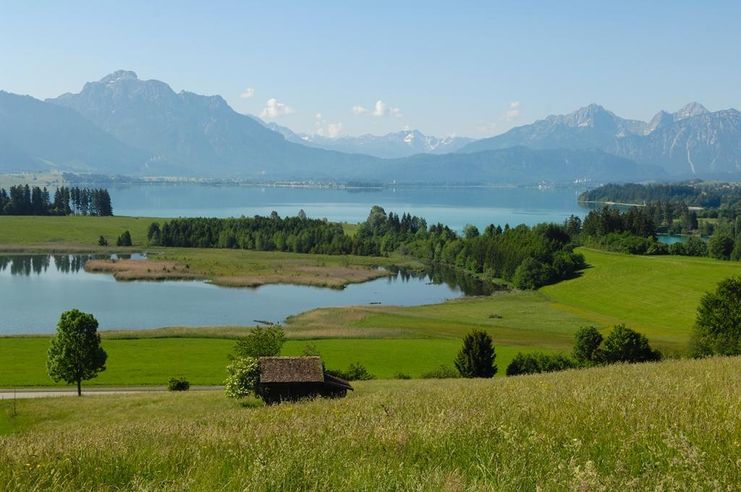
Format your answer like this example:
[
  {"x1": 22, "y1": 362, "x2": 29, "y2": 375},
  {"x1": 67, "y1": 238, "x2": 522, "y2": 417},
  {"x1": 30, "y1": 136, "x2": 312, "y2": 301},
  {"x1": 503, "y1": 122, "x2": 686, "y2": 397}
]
[{"x1": 258, "y1": 356, "x2": 324, "y2": 383}]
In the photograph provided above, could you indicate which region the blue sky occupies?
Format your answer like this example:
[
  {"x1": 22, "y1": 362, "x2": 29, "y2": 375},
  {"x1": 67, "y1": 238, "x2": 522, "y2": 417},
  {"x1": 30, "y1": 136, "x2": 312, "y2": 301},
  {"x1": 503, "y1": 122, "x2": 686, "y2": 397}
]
[{"x1": 1, "y1": 0, "x2": 740, "y2": 138}]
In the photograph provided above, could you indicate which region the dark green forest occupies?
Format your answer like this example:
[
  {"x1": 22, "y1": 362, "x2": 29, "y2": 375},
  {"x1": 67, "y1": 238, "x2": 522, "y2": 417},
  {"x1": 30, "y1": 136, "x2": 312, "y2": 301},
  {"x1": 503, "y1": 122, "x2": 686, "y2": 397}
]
[
  {"x1": 0, "y1": 185, "x2": 113, "y2": 216},
  {"x1": 578, "y1": 182, "x2": 741, "y2": 210},
  {"x1": 152, "y1": 206, "x2": 586, "y2": 289}
]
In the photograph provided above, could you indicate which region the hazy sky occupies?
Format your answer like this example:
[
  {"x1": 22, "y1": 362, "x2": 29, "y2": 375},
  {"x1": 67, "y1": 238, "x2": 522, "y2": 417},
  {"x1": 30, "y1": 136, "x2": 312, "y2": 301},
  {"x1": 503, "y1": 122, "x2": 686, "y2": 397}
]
[{"x1": 1, "y1": 0, "x2": 740, "y2": 138}]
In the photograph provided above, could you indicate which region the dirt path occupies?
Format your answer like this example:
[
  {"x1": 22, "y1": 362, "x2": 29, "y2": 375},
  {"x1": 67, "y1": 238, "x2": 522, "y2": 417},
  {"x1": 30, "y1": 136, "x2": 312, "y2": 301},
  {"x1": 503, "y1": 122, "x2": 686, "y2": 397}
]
[{"x1": 0, "y1": 386, "x2": 222, "y2": 399}]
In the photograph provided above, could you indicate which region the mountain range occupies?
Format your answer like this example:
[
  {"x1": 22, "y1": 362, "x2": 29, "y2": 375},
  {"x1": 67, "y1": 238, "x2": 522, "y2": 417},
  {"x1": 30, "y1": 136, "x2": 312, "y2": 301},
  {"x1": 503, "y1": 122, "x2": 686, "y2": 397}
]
[
  {"x1": 0, "y1": 70, "x2": 738, "y2": 183},
  {"x1": 460, "y1": 102, "x2": 741, "y2": 177},
  {"x1": 265, "y1": 123, "x2": 473, "y2": 158}
]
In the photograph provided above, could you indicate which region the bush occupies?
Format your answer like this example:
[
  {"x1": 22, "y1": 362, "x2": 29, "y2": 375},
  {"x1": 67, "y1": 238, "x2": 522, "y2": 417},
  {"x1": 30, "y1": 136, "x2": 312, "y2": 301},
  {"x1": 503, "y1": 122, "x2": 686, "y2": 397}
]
[
  {"x1": 393, "y1": 372, "x2": 412, "y2": 380},
  {"x1": 601, "y1": 324, "x2": 661, "y2": 364},
  {"x1": 691, "y1": 276, "x2": 741, "y2": 356},
  {"x1": 686, "y1": 236, "x2": 708, "y2": 256},
  {"x1": 420, "y1": 365, "x2": 460, "y2": 379},
  {"x1": 97, "y1": 235, "x2": 108, "y2": 247},
  {"x1": 224, "y1": 357, "x2": 260, "y2": 400},
  {"x1": 168, "y1": 377, "x2": 190, "y2": 391},
  {"x1": 326, "y1": 363, "x2": 374, "y2": 381},
  {"x1": 573, "y1": 326, "x2": 603, "y2": 365},
  {"x1": 454, "y1": 330, "x2": 497, "y2": 378},
  {"x1": 506, "y1": 352, "x2": 575, "y2": 376},
  {"x1": 512, "y1": 257, "x2": 554, "y2": 289},
  {"x1": 233, "y1": 326, "x2": 285, "y2": 359},
  {"x1": 116, "y1": 230, "x2": 132, "y2": 247}
]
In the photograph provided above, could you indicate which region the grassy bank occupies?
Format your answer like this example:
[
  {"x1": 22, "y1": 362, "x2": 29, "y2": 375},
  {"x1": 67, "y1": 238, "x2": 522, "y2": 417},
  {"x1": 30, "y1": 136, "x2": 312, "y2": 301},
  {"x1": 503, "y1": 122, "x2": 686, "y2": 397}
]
[{"x1": 1, "y1": 357, "x2": 738, "y2": 490}]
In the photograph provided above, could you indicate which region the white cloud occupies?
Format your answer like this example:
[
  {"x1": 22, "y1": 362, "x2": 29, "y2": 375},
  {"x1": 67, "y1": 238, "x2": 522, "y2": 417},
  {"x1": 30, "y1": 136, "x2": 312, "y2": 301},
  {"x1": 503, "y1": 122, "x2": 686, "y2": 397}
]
[
  {"x1": 260, "y1": 98, "x2": 295, "y2": 119},
  {"x1": 313, "y1": 112, "x2": 343, "y2": 138},
  {"x1": 505, "y1": 101, "x2": 521, "y2": 121},
  {"x1": 240, "y1": 87, "x2": 255, "y2": 99},
  {"x1": 477, "y1": 101, "x2": 523, "y2": 135},
  {"x1": 327, "y1": 122, "x2": 343, "y2": 138},
  {"x1": 352, "y1": 99, "x2": 402, "y2": 118}
]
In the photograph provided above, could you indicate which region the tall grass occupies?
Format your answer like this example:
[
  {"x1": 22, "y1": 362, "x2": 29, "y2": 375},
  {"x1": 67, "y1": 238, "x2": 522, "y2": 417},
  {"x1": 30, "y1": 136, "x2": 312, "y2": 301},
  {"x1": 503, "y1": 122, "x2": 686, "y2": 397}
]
[{"x1": 1, "y1": 357, "x2": 738, "y2": 490}]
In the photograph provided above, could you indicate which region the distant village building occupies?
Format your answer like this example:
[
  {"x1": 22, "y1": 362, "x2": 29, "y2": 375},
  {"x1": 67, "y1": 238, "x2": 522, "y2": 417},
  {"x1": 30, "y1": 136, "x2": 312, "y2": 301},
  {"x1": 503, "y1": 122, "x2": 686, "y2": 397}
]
[{"x1": 257, "y1": 356, "x2": 353, "y2": 404}]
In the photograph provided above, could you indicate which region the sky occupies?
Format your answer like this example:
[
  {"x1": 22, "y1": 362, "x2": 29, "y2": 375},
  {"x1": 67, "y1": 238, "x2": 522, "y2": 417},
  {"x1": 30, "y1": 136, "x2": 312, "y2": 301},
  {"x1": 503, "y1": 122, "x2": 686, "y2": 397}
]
[{"x1": 1, "y1": 0, "x2": 740, "y2": 138}]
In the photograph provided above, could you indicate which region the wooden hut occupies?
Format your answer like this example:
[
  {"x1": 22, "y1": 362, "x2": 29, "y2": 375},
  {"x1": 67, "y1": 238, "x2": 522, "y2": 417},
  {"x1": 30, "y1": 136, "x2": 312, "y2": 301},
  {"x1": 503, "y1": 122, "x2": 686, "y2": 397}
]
[{"x1": 257, "y1": 356, "x2": 353, "y2": 404}]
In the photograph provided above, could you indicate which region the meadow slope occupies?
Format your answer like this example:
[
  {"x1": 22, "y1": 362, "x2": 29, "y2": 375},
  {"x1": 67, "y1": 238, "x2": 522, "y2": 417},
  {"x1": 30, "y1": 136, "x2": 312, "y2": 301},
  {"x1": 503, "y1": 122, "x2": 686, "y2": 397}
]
[{"x1": 1, "y1": 357, "x2": 738, "y2": 490}]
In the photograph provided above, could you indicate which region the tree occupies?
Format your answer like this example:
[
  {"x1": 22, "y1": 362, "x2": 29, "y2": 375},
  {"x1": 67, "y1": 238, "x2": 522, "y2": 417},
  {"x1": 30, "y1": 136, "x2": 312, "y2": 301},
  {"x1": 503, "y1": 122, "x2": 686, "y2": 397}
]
[
  {"x1": 147, "y1": 222, "x2": 161, "y2": 245},
  {"x1": 708, "y1": 231, "x2": 734, "y2": 260},
  {"x1": 601, "y1": 324, "x2": 661, "y2": 364},
  {"x1": 233, "y1": 326, "x2": 286, "y2": 358},
  {"x1": 454, "y1": 330, "x2": 496, "y2": 378},
  {"x1": 512, "y1": 257, "x2": 554, "y2": 290},
  {"x1": 463, "y1": 224, "x2": 480, "y2": 239},
  {"x1": 97, "y1": 235, "x2": 108, "y2": 247},
  {"x1": 691, "y1": 277, "x2": 741, "y2": 356},
  {"x1": 573, "y1": 326, "x2": 603, "y2": 365},
  {"x1": 117, "y1": 230, "x2": 132, "y2": 247},
  {"x1": 47, "y1": 309, "x2": 107, "y2": 396}
]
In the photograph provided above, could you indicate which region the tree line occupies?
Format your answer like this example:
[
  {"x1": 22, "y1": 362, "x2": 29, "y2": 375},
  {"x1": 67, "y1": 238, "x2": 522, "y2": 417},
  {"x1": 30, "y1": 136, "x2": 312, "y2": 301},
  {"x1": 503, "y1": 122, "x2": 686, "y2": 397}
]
[
  {"x1": 579, "y1": 181, "x2": 741, "y2": 210},
  {"x1": 150, "y1": 206, "x2": 586, "y2": 290},
  {"x1": 0, "y1": 185, "x2": 113, "y2": 216},
  {"x1": 579, "y1": 206, "x2": 741, "y2": 261}
]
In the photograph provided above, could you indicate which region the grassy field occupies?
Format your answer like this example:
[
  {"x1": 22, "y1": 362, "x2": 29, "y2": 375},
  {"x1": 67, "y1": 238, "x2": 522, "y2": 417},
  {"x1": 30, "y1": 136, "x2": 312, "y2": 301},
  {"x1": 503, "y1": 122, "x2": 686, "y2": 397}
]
[
  {"x1": 2, "y1": 216, "x2": 740, "y2": 387},
  {"x1": 542, "y1": 248, "x2": 741, "y2": 347},
  {"x1": 0, "y1": 336, "x2": 543, "y2": 386},
  {"x1": 0, "y1": 215, "x2": 153, "y2": 250},
  {"x1": 286, "y1": 248, "x2": 741, "y2": 353},
  {"x1": 1, "y1": 357, "x2": 738, "y2": 490}
]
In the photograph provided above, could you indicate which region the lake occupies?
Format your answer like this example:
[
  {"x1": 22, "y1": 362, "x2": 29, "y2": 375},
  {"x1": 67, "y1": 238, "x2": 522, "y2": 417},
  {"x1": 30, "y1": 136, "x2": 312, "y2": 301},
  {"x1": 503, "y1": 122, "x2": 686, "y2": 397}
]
[
  {"x1": 109, "y1": 184, "x2": 587, "y2": 232},
  {"x1": 0, "y1": 254, "x2": 490, "y2": 335}
]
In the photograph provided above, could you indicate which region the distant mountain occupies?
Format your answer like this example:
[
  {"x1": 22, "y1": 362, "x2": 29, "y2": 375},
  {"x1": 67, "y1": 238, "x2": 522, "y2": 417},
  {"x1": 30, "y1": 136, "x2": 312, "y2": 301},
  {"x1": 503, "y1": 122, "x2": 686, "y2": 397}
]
[
  {"x1": 376, "y1": 146, "x2": 664, "y2": 185},
  {"x1": 461, "y1": 104, "x2": 647, "y2": 153},
  {"x1": 0, "y1": 90, "x2": 146, "y2": 173},
  {"x1": 459, "y1": 103, "x2": 741, "y2": 177},
  {"x1": 265, "y1": 123, "x2": 473, "y2": 158},
  {"x1": 48, "y1": 71, "x2": 380, "y2": 178},
  {"x1": 0, "y1": 71, "x2": 669, "y2": 184}
]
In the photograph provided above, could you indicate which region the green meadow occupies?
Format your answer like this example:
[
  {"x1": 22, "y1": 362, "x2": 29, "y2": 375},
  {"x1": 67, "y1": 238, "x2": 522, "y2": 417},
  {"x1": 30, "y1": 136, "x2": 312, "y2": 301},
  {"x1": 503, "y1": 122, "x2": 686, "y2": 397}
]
[
  {"x1": 1, "y1": 357, "x2": 738, "y2": 490},
  {"x1": 0, "y1": 336, "x2": 542, "y2": 386},
  {"x1": 1, "y1": 215, "x2": 739, "y2": 387}
]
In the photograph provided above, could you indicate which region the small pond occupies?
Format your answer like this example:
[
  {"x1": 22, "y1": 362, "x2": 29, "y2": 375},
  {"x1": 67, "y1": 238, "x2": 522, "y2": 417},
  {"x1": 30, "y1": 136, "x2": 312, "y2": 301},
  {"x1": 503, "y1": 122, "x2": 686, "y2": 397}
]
[{"x1": 0, "y1": 254, "x2": 493, "y2": 334}]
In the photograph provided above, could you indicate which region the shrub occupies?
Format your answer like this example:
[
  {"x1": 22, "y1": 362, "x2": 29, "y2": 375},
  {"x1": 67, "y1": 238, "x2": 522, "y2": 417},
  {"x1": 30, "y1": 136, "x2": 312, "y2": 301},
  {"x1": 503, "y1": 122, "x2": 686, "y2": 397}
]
[
  {"x1": 393, "y1": 372, "x2": 412, "y2": 380},
  {"x1": 506, "y1": 352, "x2": 575, "y2": 376},
  {"x1": 97, "y1": 235, "x2": 108, "y2": 247},
  {"x1": 326, "y1": 363, "x2": 374, "y2": 381},
  {"x1": 420, "y1": 365, "x2": 460, "y2": 379},
  {"x1": 601, "y1": 324, "x2": 661, "y2": 364},
  {"x1": 168, "y1": 377, "x2": 190, "y2": 391},
  {"x1": 454, "y1": 330, "x2": 497, "y2": 378},
  {"x1": 573, "y1": 326, "x2": 603, "y2": 365},
  {"x1": 691, "y1": 276, "x2": 741, "y2": 356},
  {"x1": 224, "y1": 357, "x2": 260, "y2": 400},
  {"x1": 116, "y1": 230, "x2": 132, "y2": 247},
  {"x1": 512, "y1": 257, "x2": 554, "y2": 289},
  {"x1": 233, "y1": 326, "x2": 285, "y2": 359},
  {"x1": 685, "y1": 236, "x2": 708, "y2": 256}
]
